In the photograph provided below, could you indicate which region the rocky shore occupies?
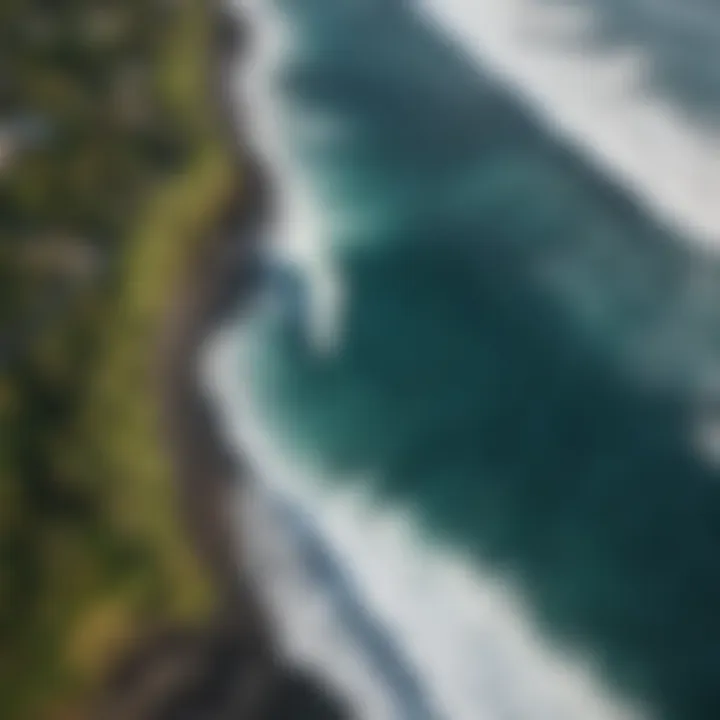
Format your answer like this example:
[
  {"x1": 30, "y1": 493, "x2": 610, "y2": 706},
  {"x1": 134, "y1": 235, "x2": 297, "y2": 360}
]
[{"x1": 94, "y1": 6, "x2": 349, "y2": 719}]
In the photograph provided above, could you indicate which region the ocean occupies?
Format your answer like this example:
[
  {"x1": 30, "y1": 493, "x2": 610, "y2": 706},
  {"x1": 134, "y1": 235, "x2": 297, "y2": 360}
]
[{"x1": 207, "y1": 0, "x2": 720, "y2": 717}]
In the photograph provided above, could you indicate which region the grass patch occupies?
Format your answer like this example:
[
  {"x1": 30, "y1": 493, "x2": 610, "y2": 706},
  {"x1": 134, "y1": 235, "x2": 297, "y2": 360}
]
[{"x1": 0, "y1": 1, "x2": 239, "y2": 717}]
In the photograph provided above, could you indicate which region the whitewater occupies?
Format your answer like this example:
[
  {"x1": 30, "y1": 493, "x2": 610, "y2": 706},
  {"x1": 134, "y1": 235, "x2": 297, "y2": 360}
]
[{"x1": 206, "y1": 0, "x2": 720, "y2": 718}]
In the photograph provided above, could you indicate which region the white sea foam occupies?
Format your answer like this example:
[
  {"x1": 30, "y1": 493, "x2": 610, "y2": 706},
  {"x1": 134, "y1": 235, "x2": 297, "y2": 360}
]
[
  {"x1": 205, "y1": 326, "x2": 648, "y2": 720},
  {"x1": 237, "y1": 0, "x2": 720, "y2": 247},
  {"x1": 233, "y1": 0, "x2": 346, "y2": 350},
  {"x1": 419, "y1": 0, "x2": 720, "y2": 246},
  {"x1": 220, "y1": 0, "x2": 720, "y2": 717}
]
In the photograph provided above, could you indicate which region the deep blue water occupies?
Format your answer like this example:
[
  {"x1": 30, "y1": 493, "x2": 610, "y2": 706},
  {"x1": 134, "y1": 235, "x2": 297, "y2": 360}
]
[{"x1": 225, "y1": 0, "x2": 720, "y2": 717}]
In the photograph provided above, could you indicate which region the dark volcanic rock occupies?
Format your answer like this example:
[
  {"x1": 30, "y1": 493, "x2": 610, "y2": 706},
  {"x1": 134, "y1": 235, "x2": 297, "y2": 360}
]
[{"x1": 96, "y1": 619, "x2": 349, "y2": 720}]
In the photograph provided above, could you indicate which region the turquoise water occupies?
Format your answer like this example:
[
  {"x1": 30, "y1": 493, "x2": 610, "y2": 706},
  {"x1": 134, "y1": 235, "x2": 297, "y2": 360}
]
[{"x1": 227, "y1": 0, "x2": 720, "y2": 717}]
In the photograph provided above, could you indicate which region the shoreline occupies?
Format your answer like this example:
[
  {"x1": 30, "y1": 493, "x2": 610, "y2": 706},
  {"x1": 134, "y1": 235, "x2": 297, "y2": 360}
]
[
  {"x1": 158, "y1": 4, "x2": 267, "y2": 606},
  {"x1": 145, "y1": 4, "x2": 350, "y2": 718}
]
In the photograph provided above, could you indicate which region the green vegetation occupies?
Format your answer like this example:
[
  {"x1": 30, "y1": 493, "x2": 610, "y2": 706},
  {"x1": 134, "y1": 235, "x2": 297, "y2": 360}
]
[{"x1": 0, "y1": 1, "x2": 236, "y2": 717}]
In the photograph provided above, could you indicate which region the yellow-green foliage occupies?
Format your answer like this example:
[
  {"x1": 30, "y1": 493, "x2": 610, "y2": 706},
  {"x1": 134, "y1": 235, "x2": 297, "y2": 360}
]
[{"x1": 0, "y1": 1, "x2": 236, "y2": 717}]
